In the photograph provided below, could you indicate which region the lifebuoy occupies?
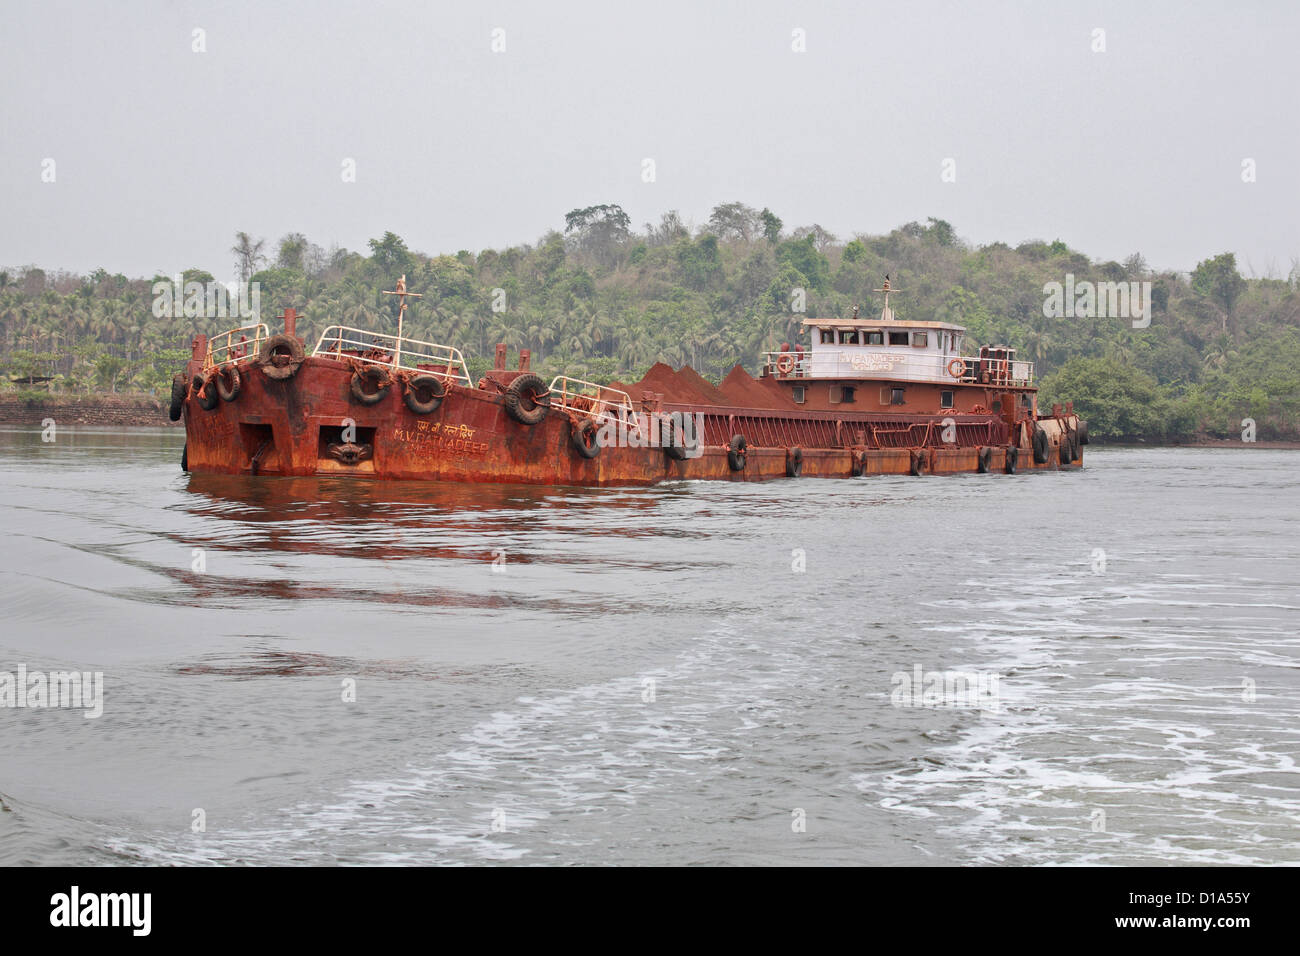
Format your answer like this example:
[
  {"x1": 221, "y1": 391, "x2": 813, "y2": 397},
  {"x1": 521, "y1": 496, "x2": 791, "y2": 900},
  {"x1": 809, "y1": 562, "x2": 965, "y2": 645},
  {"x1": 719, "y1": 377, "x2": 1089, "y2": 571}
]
[
  {"x1": 728, "y1": 434, "x2": 747, "y2": 471},
  {"x1": 504, "y1": 373, "x2": 550, "y2": 425},
  {"x1": 215, "y1": 363, "x2": 241, "y2": 402},
  {"x1": 192, "y1": 374, "x2": 218, "y2": 411},
  {"x1": 257, "y1": 334, "x2": 305, "y2": 380},
  {"x1": 350, "y1": 366, "x2": 392, "y2": 405},
  {"x1": 947, "y1": 358, "x2": 966, "y2": 379},
  {"x1": 786, "y1": 447, "x2": 803, "y2": 477},
  {"x1": 403, "y1": 374, "x2": 446, "y2": 415},
  {"x1": 776, "y1": 353, "x2": 796, "y2": 375},
  {"x1": 571, "y1": 418, "x2": 601, "y2": 459}
]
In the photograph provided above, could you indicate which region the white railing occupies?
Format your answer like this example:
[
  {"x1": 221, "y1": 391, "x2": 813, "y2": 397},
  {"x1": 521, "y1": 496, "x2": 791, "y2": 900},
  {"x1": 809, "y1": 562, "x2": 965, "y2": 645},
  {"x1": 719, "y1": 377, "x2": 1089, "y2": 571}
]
[
  {"x1": 549, "y1": 376, "x2": 636, "y2": 425},
  {"x1": 204, "y1": 324, "x2": 269, "y2": 370},
  {"x1": 767, "y1": 347, "x2": 1033, "y2": 386},
  {"x1": 761, "y1": 351, "x2": 814, "y2": 378},
  {"x1": 312, "y1": 325, "x2": 473, "y2": 386},
  {"x1": 952, "y1": 356, "x2": 1035, "y2": 386}
]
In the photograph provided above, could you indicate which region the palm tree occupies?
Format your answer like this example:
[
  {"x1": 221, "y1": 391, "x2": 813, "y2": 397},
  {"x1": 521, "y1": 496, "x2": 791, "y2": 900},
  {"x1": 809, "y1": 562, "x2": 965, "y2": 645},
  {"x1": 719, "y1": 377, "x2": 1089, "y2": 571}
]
[{"x1": 232, "y1": 232, "x2": 267, "y2": 283}]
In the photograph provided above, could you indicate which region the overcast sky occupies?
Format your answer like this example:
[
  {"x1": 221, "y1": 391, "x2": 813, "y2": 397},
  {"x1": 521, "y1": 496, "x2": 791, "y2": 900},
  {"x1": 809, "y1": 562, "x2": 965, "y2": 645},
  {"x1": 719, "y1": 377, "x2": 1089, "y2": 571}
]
[{"x1": 2, "y1": 0, "x2": 1296, "y2": 281}]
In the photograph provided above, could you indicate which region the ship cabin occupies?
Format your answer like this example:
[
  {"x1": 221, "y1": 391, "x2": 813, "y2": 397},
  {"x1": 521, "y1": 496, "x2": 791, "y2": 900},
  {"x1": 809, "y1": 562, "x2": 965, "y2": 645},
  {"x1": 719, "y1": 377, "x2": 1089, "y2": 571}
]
[{"x1": 760, "y1": 283, "x2": 1036, "y2": 419}]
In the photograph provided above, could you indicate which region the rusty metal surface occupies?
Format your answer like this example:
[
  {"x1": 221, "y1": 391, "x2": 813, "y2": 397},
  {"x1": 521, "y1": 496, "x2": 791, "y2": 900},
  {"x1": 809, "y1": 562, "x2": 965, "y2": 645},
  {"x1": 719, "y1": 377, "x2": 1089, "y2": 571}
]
[{"x1": 181, "y1": 331, "x2": 1082, "y2": 486}]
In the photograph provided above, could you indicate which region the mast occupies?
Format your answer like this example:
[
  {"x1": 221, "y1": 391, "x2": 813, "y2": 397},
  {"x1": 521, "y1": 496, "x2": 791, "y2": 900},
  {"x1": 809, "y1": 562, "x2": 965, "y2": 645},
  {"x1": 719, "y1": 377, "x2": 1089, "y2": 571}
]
[
  {"x1": 872, "y1": 275, "x2": 902, "y2": 322},
  {"x1": 381, "y1": 274, "x2": 422, "y2": 368}
]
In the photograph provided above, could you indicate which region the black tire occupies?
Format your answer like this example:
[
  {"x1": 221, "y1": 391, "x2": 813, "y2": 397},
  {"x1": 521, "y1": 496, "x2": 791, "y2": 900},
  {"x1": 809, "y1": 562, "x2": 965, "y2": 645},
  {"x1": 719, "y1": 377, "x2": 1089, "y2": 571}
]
[
  {"x1": 977, "y1": 446, "x2": 993, "y2": 473},
  {"x1": 168, "y1": 373, "x2": 187, "y2": 421},
  {"x1": 257, "y1": 334, "x2": 305, "y2": 380},
  {"x1": 192, "y1": 374, "x2": 218, "y2": 411},
  {"x1": 403, "y1": 374, "x2": 446, "y2": 415},
  {"x1": 851, "y1": 451, "x2": 865, "y2": 477},
  {"x1": 1005, "y1": 445, "x2": 1019, "y2": 474},
  {"x1": 786, "y1": 447, "x2": 803, "y2": 478},
  {"x1": 662, "y1": 412, "x2": 698, "y2": 461},
  {"x1": 215, "y1": 364, "x2": 241, "y2": 402},
  {"x1": 181, "y1": 443, "x2": 188, "y2": 472},
  {"x1": 571, "y1": 418, "x2": 602, "y2": 459},
  {"x1": 504, "y1": 373, "x2": 550, "y2": 425},
  {"x1": 727, "y1": 434, "x2": 747, "y2": 471},
  {"x1": 1059, "y1": 434, "x2": 1075, "y2": 465},
  {"x1": 350, "y1": 366, "x2": 392, "y2": 405},
  {"x1": 1077, "y1": 420, "x2": 1089, "y2": 445},
  {"x1": 1032, "y1": 426, "x2": 1049, "y2": 464},
  {"x1": 909, "y1": 450, "x2": 926, "y2": 476}
]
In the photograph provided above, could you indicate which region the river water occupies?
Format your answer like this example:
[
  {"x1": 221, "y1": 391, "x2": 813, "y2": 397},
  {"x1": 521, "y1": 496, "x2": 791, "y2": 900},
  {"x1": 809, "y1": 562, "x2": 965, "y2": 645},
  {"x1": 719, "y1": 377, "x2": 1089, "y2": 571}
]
[{"x1": 1, "y1": 426, "x2": 1296, "y2": 865}]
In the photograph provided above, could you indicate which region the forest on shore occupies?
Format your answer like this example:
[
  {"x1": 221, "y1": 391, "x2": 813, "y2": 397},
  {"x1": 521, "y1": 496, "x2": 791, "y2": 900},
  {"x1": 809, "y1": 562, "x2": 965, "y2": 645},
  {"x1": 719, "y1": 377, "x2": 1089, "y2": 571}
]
[{"x1": 3, "y1": 203, "x2": 1299, "y2": 440}]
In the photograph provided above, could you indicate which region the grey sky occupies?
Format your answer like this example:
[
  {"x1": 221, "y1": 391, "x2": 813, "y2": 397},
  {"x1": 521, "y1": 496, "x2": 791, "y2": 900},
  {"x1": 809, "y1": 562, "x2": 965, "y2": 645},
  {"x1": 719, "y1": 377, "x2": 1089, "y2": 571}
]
[{"x1": 2, "y1": 0, "x2": 1296, "y2": 281}]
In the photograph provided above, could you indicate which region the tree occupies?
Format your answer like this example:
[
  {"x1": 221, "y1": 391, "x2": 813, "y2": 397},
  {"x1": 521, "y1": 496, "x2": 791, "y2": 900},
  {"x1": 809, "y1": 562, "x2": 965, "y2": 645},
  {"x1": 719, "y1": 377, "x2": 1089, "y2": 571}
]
[
  {"x1": 707, "y1": 202, "x2": 760, "y2": 242},
  {"x1": 276, "y1": 233, "x2": 308, "y2": 272},
  {"x1": 367, "y1": 232, "x2": 415, "y2": 284},
  {"x1": 646, "y1": 210, "x2": 688, "y2": 246},
  {"x1": 1191, "y1": 252, "x2": 1246, "y2": 331},
  {"x1": 759, "y1": 208, "x2": 783, "y2": 243},
  {"x1": 791, "y1": 224, "x2": 838, "y2": 253},
  {"x1": 776, "y1": 235, "x2": 830, "y2": 293},
  {"x1": 563, "y1": 205, "x2": 631, "y2": 266},
  {"x1": 231, "y1": 232, "x2": 266, "y2": 283}
]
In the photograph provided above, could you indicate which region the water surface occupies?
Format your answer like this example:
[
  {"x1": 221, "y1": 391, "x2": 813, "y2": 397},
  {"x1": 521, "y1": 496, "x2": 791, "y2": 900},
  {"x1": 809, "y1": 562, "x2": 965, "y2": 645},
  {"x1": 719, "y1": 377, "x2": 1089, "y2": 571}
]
[{"x1": 1, "y1": 427, "x2": 1297, "y2": 865}]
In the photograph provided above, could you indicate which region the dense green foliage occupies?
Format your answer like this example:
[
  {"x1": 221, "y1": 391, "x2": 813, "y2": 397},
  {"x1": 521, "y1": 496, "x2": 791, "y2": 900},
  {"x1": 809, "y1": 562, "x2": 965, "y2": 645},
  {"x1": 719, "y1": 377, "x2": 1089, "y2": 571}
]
[{"x1": 3, "y1": 205, "x2": 1299, "y2": 439}]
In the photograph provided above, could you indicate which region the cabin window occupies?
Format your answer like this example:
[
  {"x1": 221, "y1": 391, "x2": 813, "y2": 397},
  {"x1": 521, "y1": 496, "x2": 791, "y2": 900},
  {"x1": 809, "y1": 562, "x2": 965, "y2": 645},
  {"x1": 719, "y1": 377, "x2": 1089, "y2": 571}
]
[
  {"x1": 820, "y1": 328, "x2": 835, "y2": 344},
  {"x1": 1021, "y1": 393, "x2": 1031, "y2": 406},
  {"x1": 841, "y1": 386, "x2": 856, "y2": 404},
  {"x1": 911, "y1": 332, "x2": 928, "y2": 348},
  {"x1": 888, "y1": 331, "x2": 910, "y2": 346},
  {"x1": 829, "y1": 385, "x2": 841, "y2": 404},
  {"x1": 991, "y1": 399, "x2": 1002, "y2": 413},
  {"x1": 792, "y1": 386, "x2": 806, "y2": 404},
  {"x1": 890, "y1": 387, "x2": 905, "y2": 406},
  {"x1": 840, "y1": 330, "x2": 859, "y2": 345},
  {"x1": 940, "y1": 390, "x2": 954, "y2": 409},
  {"x1": 865, "y1": 331, "x2": 884, "y2": 345}
]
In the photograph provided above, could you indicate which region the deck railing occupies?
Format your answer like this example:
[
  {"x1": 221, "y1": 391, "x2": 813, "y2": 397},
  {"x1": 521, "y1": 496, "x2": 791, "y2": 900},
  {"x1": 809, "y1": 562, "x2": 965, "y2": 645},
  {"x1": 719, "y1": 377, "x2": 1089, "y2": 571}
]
[
  {"x1": 762, "y1": 350, "x2": 1033, "y2": 386},
  {"x1": 312, "y1": 325, "x2": 473, "y2": 386},
  {"x1": 761, "y1": 351, "x2": 815, "y2": 378},
  {"x1": 549, "y1": 376, "x2": 636, "y2": 424},
  {"x1": 204, "y1": 324, "x2": 269, "y2": 371}
]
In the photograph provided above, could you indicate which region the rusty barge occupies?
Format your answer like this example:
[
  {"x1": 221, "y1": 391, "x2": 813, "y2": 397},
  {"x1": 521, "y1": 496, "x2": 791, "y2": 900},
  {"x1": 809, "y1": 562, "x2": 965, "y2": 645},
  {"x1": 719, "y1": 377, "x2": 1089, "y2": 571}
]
[{"x1": 171, "y1": 277, "x2": 1086, "y2": 485}]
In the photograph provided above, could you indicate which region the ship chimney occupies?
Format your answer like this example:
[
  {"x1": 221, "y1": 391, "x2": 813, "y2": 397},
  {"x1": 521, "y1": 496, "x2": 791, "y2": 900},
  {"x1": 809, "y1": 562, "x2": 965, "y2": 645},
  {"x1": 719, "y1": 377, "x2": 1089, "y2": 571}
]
[{"x1": 281, "y1": 307, "x2": 297, "y2": 339}]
